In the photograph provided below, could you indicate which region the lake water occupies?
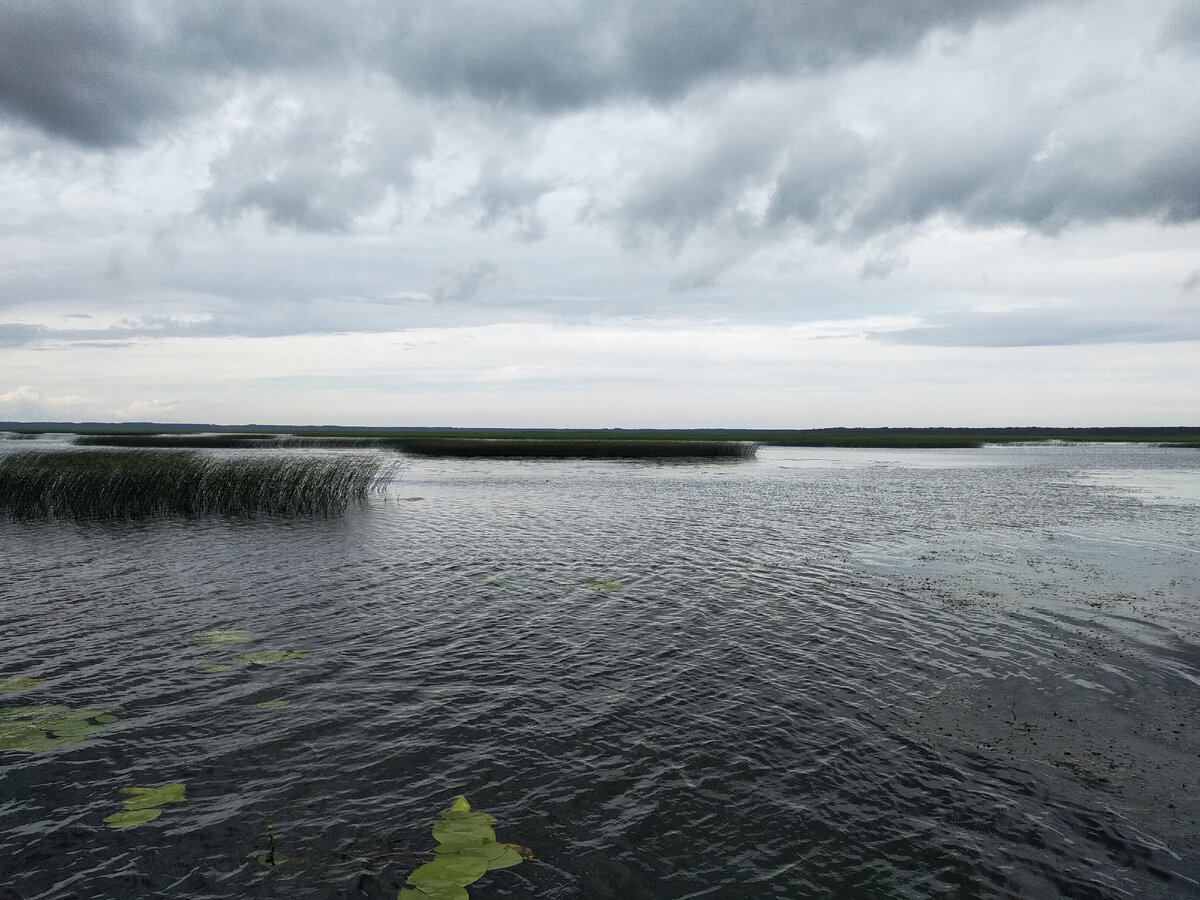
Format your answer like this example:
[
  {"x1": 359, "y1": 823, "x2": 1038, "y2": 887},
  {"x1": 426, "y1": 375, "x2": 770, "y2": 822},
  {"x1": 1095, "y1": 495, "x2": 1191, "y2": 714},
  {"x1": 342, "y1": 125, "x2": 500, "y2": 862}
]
[{"x1": 1, "y1": 442, "x2": 1198, "y2": 899}]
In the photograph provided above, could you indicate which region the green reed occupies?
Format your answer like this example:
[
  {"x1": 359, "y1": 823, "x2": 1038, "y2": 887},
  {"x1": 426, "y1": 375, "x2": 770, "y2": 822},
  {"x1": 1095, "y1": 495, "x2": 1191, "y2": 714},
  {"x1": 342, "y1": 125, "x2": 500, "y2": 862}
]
[{"x1": 0, "y1": 450, "x2": 396, "y2": 520}]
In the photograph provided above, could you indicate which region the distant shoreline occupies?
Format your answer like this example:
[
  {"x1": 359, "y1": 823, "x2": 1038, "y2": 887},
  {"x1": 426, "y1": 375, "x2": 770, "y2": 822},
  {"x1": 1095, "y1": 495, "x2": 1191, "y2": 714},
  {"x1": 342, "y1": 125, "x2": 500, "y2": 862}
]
[{"x1": 2, "y1": 423, "x2": 1198, "y2": 450}]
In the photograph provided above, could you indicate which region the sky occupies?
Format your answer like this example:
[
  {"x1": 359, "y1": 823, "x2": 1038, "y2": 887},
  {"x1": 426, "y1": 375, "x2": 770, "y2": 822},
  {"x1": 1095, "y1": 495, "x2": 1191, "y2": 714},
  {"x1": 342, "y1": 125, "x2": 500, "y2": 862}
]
[{"x1": 1, "y1": 0, "x2": 1198, "y2": 428}]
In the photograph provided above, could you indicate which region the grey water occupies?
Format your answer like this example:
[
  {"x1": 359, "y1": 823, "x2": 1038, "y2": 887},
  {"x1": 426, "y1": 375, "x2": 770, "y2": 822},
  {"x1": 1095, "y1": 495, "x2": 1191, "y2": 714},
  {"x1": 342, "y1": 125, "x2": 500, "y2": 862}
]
[{"x1": 1, "y1": 443, "x2": 1198, "y2": 899}]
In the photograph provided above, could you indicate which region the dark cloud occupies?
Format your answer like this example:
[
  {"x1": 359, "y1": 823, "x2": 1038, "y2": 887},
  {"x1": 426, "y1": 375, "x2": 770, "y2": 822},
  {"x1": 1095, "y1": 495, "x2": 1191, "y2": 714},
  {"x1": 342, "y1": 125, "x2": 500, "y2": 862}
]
[
  {"x1": 875, "y1": 308, "x2": 1200, "y2": 348},
  {"x1": 381, "y1": 1, "x2": 1037, "y2": 112},
  {"x1": 0, "y1": 0, "x2": 1036, "y2": 147},
  {"x1": 470, "y1": 159, "x2": 551, "y2": 241},
  {"x1": 2, "y1": 0, "x2": 1196, "y2": 250},
  {"x1": 859, "y1": 250, "x2": 908, "y2": 281},
  {"x1": 0, "y1": 4, "x2": 173, "y2": 146},
  {"x1": 0, "y1": 2, "x2": 354, "y2": 146},
  {"x1": 431, "y1": 260, "x2": 500, "y2": 303},
  {"x1": 1183, "y1": 270, "x2": 1200, "y2": 294}
]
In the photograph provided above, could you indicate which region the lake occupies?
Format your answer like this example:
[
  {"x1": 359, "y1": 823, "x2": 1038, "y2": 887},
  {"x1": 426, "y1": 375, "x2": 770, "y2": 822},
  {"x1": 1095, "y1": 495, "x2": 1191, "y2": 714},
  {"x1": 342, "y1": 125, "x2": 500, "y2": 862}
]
[{"x1": 1, "y1": 442, "x2": 1198, "y2": 898}]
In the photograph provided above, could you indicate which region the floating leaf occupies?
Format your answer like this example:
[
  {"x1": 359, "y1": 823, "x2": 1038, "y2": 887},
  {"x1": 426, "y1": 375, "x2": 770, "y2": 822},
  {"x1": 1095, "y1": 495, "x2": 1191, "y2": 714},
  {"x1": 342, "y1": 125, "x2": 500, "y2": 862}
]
[
  {"x1": 194, "y1": 663, "x2": 232, "y2": 673},
  {"x1": 236, "y1": 649, "x2": 309, "y2": 665},
  {"x1": 120, "y1": 783, "x2": 186, "y2": 810},
  {"x1": 431, "y1": 809, "x2": 497, "y2": 850},
  {"x1": 479, "y1": 575, "x2": 504, "y2": 585},
  {"x1": 0, "y1": 676, "x2": 42, "y2": 694},
  {"x1": 256, "y1": 700, "x2": 290, "y2": 709},
  {"x1": 401, "y1": 796, "x2": 529, "y2": 898},
  {"x1": 404, "y1": 854, "x2": 487, "y2": 898},
  {"x1": 0, "y1": 706, "x2": 116, "y2": 753},
  {"x1": 586, "y1": 578, "x2": 624, "y2": 591},
  {"x1": 0, "y1": 705, "x2": 70, "y2": 720},
  {"x1": 195, "y1": 629, "x2": 251, "y2": 645},
  {"x1": 105, "y1": 808, "x2": 162, "y2": 829}
]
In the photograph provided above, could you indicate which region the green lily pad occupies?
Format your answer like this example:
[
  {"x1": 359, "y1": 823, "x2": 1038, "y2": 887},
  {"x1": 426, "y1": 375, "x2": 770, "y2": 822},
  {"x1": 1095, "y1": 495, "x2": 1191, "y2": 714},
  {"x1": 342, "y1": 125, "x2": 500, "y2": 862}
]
[
  {"x1": 0, "y1": 677, "x2": 42, "y2": 694},
  {"x1": 195, "y1": 629, "x2": 251, "y2": 645},
  {"x1": 236, "y1": 649, "x2": 309, "y2": 665},
  {"x1": 120, "y1": 783, "x2": 186, "y2": 810},
  {"x1": 401, "y1": 795, "x2": 529, "y2": 897},
  {"x1": 431, "y1": 842, "x2": 526, "y2": 871},
  {"x1": 479, "y1": 575, "x2": 504, "y2": 585},
  {"x1": 431, "y1": 809, "x2": 497, "y2": 849},
  {"x1": 404, "y1": 853, "x2": 488, "y2": 896},
  {"x1": 256, "y1": 700, "x2": 290, "y2": 709},
  {"x1": 105, "y1": 808, "x2": 162, "y2": 829},
  {"x1": 194, "y1": 663, "x2": 232, "y2": 673},
  {"x1": 0, "y1": 706, "x2": 117, "y2": 752},
  {"x1": 0, "y1": 722, "x2": 71, "y2": 752},
  {"x1": 586, "y1": 578, "x2": 624, "y2": 591},
  {"x1": 0, "y1": 705, "x2": 70, "y2": 720}
]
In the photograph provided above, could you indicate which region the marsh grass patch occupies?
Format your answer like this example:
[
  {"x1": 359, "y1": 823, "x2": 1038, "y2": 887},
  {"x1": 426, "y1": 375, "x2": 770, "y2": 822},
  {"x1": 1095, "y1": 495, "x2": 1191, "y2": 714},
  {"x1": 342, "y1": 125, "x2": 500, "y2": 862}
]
[{"x1": 0, "y1": 449, "x2": 397, "y2": 520}]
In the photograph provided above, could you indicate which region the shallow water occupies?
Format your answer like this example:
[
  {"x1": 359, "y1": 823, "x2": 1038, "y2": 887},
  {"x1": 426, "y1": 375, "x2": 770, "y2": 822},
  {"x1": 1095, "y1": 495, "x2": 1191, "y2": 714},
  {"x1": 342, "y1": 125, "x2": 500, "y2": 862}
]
[{"x1": 1, "y1": 443, "x2": 1198, "y2": 899}]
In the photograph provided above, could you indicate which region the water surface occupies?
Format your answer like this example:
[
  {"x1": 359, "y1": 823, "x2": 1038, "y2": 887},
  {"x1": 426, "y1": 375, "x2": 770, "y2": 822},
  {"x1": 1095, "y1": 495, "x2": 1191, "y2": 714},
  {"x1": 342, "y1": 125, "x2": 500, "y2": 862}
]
[{"x1": 1, "y1": 443, "x2": 1198, "y2": 898}]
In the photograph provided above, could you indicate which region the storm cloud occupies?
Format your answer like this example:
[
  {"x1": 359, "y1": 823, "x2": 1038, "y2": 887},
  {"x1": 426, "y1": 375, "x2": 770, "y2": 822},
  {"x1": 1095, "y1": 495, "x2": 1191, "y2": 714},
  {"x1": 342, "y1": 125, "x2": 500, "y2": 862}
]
[{"x1": 1, "y1": 0, "x2": 1197, "y2": 425}]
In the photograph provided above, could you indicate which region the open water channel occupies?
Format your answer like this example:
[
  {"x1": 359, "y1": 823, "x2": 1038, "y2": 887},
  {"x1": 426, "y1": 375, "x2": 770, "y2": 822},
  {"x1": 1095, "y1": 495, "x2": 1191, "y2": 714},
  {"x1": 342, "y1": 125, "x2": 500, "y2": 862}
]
[{"x1": 1, "y1": 442, "x2": 1198, "y2": 898}]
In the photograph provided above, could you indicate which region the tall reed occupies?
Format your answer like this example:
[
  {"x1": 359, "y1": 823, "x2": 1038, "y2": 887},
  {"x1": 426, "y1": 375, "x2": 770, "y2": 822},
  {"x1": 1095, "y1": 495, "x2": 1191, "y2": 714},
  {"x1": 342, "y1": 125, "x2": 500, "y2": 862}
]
[
  {"x1": 0, "y1": 450, "x2": 396, "y2": 520},
  {"x1": 390, "y1": 438, "x2": 758, "y2": 459}
]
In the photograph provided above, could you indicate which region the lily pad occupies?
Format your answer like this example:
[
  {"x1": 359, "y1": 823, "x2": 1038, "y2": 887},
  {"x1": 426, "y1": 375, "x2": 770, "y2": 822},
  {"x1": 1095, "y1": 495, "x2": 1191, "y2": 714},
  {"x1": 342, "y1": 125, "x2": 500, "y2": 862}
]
[
  {"x1": 120, "y1": 783, "x2": 186, "y2": 810},
  {"x1": 195, "y1": 629, "x2": 251, "y2": 645},
  {"x1": 236, "y1": 649, "x2": 309, "y2": 665},
  {"x1": 105, "y1": 808, "x2": 162, "y2": 829},
  {"x1": 195, "y1": 663, "x2": 232, "y2": 673},
  {"x1": 0, "y1": 676, "x2": 42, "y2": 694},
  {"x1": 431, "y1": 809, "x2": 497, "y2": 849},
  {"x1": 404, "y1": 853, "x2": 488, "y2": 896},
  {"x1": 586, "y1": 578, "x2": 624, "y2": 591},
  {"x1": 256, "y1": 700, "x2": 290, "y2": 709},
  {"x1": 401, "y1": 796, "x2": 529, "y2": 898},
  {"x1": 0, "y1": 706, "x2": 117, "y2": 753}
]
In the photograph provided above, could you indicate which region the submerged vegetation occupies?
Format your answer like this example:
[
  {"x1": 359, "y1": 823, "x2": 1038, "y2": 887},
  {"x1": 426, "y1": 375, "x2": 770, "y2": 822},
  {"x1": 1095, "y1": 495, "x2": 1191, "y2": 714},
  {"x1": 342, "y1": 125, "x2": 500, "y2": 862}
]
[{"x1": 0, "y1": 449, "x2": 395, "y2": 520}]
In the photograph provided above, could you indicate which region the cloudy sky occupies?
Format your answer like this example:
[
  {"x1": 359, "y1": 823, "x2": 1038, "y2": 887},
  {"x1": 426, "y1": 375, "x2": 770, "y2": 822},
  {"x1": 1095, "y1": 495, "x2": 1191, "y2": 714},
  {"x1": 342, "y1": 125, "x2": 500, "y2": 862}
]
[{"x1": 2, "y1": 0, "x2": 1198, "y2": 427}]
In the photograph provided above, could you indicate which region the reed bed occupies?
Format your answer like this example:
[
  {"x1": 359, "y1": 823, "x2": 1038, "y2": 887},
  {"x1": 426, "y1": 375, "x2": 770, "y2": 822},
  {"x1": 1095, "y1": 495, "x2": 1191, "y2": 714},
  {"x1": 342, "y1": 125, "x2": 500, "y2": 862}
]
[
  {"x1": 0, "y1": 450, "x2": 396, "y2": 520},
  {"x1": 75, "y1": 434, "x2": 280, "y2": 449},
  {"x1": 391, "y1": 438, "x2": 757, "y2": 459}
]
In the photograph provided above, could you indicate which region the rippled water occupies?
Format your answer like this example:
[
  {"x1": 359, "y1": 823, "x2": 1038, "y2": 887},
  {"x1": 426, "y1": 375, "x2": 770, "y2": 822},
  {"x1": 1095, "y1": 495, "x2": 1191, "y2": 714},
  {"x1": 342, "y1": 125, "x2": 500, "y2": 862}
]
[{"x1": 2, "y1": 443, "x2": 1198, "y2": 899}]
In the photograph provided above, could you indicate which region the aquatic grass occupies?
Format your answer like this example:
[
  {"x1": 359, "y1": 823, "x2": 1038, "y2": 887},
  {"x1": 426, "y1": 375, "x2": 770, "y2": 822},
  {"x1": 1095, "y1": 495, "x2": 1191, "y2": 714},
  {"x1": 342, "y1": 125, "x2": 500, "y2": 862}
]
[
  {"x1": 390, "y1": 438, "x2": 757, "y2": 459},
  {"x1": 75, "y1": 433, "x2": 280, "y2": 449},
  {"x1": 0, "y1": 449, "x2": 397, "y2": 520}
]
